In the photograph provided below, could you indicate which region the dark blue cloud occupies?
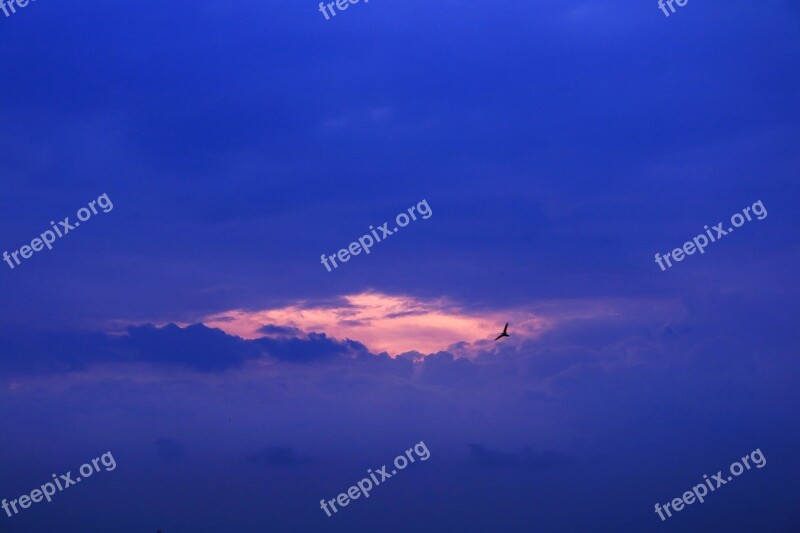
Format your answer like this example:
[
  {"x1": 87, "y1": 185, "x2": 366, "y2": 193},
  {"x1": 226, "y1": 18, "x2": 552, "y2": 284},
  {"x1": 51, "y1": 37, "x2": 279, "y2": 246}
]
[
  {"x1": 0, "y1": 323, "x2": 374, "y2": 374},
  {"x1": 121, "y1": 323, "x2": 260, "y2": 372},
  {"x1": 253, "y1": 332, "x2": 371, "y2": 363},
  {"x1": 257, "y1": 324, "x2": 302, "y2": 336}
]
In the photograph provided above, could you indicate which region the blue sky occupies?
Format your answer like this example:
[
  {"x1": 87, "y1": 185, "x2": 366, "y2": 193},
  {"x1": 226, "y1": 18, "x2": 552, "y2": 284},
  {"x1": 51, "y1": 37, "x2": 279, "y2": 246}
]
[{"x1": 0, "y1": 0, "x2": 799, "y2": 531}]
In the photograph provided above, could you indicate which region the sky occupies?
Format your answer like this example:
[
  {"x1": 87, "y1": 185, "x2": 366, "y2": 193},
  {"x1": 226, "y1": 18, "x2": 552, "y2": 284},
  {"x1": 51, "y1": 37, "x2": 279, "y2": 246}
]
[{"x1": 1, "y1": 0, "x2": 799, "y2": 531}]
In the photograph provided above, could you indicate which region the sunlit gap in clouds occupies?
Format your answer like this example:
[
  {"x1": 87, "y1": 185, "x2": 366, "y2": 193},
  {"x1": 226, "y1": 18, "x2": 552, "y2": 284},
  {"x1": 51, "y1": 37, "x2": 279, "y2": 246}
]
[{"x1": 200, "y1": 291, "x2": 578, "y2": 356}]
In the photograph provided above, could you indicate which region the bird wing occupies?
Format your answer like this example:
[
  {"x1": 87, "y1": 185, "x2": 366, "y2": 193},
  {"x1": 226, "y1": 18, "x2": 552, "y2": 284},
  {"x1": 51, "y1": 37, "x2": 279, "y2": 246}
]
[
  {"x1": 494, "y1": 334, "x2": 504, "y2": 341},
  {"x1": 503, "y1": 322, "x2": 509, "y2": 333}
]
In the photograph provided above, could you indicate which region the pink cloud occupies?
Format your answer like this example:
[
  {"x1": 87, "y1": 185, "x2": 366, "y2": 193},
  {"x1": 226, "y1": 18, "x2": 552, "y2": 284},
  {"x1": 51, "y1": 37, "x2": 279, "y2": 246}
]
[{"x1": 198, "y1": 291, "x2": 642, "y2": 356}]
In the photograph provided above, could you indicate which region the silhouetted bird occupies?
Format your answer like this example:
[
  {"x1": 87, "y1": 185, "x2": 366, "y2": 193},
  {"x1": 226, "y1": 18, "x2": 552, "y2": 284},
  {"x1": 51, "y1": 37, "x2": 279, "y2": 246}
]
[{"x1": 494, "y1": 323, "x2": 510, "y2": 341}]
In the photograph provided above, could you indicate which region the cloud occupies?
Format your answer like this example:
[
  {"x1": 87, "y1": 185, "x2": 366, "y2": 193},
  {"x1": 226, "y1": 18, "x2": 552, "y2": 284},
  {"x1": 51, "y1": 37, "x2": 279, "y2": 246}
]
[
  {"x1": 0, "y1": 292, "x2": 687, "y2": 385},
  {"x1": 253, "y1": 332, "x2": 371, "y2": 363},
  {"x1": 0, "y1": 324, "x2": 260, "y2": 374},
  {"x1": 0, "y1": 322, "x2": 374, "y2": 375},
  {"x1": 201, "y1": 291, "x2": 558, "y2": 355},
  {"x1": 256, "y1": 324, "x2": 302, "y2": 337},
  {"x1": 121, "y1": 323, "x2": 260, "y2": 372}
]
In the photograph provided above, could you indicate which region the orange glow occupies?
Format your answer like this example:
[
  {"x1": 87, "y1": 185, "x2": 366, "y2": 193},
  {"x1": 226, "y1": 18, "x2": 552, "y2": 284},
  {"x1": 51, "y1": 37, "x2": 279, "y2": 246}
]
[{"x1": 201, "y1": 291, "x2": 551, "y2": 355}]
